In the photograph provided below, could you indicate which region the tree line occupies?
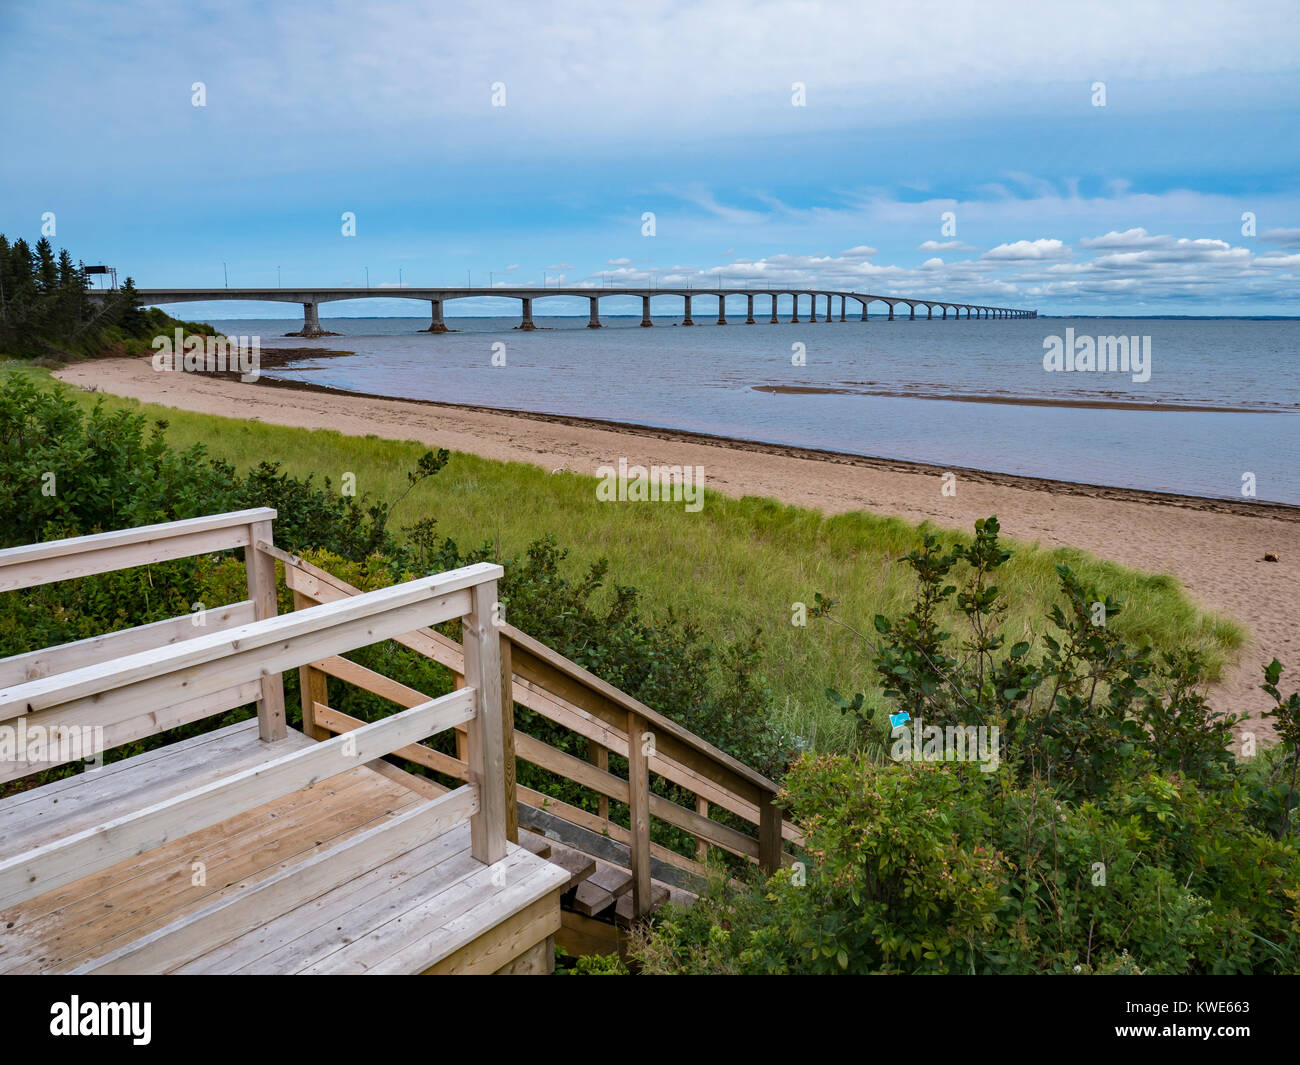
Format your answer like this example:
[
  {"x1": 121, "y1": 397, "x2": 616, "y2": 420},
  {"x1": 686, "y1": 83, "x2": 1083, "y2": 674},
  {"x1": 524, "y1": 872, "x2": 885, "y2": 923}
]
[{"x1": 0, "y1": 233, "x2": 148, "y2": 358}]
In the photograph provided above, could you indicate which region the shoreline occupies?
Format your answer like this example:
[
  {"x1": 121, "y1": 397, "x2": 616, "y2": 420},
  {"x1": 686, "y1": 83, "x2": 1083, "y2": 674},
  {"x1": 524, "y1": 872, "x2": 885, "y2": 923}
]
[
  {"x1": 55, "y1": 356, "x2": 1300, "y2": 740},
  {"x1": 247, "y1": 367, "x2": 1299, "y2": 519}
]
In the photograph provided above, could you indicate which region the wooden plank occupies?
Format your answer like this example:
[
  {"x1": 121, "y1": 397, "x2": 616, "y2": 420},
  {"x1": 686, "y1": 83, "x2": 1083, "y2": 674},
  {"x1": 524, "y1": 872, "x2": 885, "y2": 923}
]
[
  {"x1": 74, "y1": 786, "x2": 479, "y2": 974},
  {"x1": 0, "y1": 509, "x2": 276, "y2": 593},
  {"x1": 626, "y1": 711, "x2": 652, "y2": 918},
  {"x1": 557, "y1": 908, "x2": 620, "y2": 958},
  {"x1": 0, "y1": 680, "x2": 262, "y2": 786},
  {"x1": 314, "y1": 703, "x2": 469, "y2": 781},
  {"x1": 0, "y1": 566, "x2": 499, "y2": 719},
  {"x1": 695, "y1": 796, "x2": 709, "y2": 861},
  {"x1": 492, "y1": 933, "x2": 554, "y2": 975},
  {"x1": 292, "y1": 591, "x2": 330, "y2": 741},
  {"x1": 514, "y1": 732, "x2": 630, "y2": 804},
  {"x1": 500, "y1": 636, "x2": 517, "y2": 844},
  {"x1": 647, "y1": 791, "x2": 760, "y2": 860},
  {"x1": 0, "y1": 689, "x2": 476, "y2": 909},
  {"x1": 614, "y1": 882, "x2": 669, "y2": 923},
  {"x1": 462, "y1": 579, "x2": 506, "y2": 866},
  {"x1": 587, "y1": 861, "x2": 632, "y2": 898},
  {"x1": 758, "y1": 789, "x2": 783, "y2": 875},
  {"x1": 422, "y1": 890, "x2": 562, "y2": 976},
  {"x1": 179, "y1": 829, "x2": 475, "y2": 974},
  {"x1": 543, "y1": 844, "x2": 595, "y2": 889},
  {"x1": 573, "y1": 880, "x2": 615, "y2": 916},
  {"x1": 0, "y1": 601, "x2": 255, "y2": 687},
  {"x1": 246, "y1": 524, "x2": 286, "y2": 741}
]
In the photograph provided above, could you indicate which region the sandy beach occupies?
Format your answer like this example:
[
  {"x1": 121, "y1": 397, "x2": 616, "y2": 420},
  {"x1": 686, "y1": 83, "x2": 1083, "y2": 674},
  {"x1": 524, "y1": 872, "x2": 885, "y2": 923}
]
[{"x1": 57, "y1": 356, "x2": 1299, "y2": 742}]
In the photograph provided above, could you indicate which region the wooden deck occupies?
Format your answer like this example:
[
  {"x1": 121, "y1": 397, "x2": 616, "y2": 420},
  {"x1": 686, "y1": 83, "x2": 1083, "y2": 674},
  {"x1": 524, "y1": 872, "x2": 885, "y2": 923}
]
[
  {"x1": 0, "y1": 719, "x2": 567, "y2": 974},
  {"x1": 0, "y1": 508, "x2": 799, "y2": 974}
]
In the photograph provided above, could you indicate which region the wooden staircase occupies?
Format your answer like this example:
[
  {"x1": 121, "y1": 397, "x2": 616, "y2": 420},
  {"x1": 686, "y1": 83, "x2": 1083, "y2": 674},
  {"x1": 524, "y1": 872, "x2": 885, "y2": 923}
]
[{"x1": 265, "y1": 545, "x2": 803, "y2": 947}]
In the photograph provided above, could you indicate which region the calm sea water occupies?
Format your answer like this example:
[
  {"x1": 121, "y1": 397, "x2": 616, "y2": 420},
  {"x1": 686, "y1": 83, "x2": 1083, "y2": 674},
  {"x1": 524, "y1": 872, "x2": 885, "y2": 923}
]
[{"x1": 211, "y1": 315, "x2": 1300, "y2": 504}]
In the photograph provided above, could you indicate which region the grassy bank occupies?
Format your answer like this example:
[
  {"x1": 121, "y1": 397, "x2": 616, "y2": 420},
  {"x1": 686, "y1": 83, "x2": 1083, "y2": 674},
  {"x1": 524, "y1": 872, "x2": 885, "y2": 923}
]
[{"x1": 9, "y1": 364, "x2": 1246, "y2": 752}]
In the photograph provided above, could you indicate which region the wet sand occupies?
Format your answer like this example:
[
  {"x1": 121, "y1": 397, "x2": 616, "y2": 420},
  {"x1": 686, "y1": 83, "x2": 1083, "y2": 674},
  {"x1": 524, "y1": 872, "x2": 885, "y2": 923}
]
[{"x1": 58, "y1": 356, "x2": 1300, "y2": 743}]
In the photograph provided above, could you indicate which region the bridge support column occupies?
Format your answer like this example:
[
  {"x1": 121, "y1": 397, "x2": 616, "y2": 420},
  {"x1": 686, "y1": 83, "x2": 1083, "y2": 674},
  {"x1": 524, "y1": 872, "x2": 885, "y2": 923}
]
[
  {"x1": 861, "y1": 300, "x2": 869, "y2": 321},
  {"x1": 518, "y1": 297, "x2": 536, "y2": 330},
  {"x1": 716, "y1": 295, "x2": 727, "y2": 325},
  {"x1": 770, "y1": 295, "x2": 779, "y2": 323},
  {"x1": 422, "y1": 299, "x2": 449, "y2": 333},
  {"x1": 746, "y1": 294, "x2": 755, "y2": 324},
  {"x1": 587, "y1": 295, "x2": 602, "y2": 328},
  {"x1": 809, "y1": 295, "x2": 819, "y2": 322},
  {"x1": 909, "y1": 304, "x2": 916, "y2": 321},
  {"x1": 293, "y1": 301, "x2": 325, "y2": 337},
  {"x1": 682, "y1": 294, "x2": 694, "y2": 325},
  {"x1": 640, "y1": 295, "x2": 653, "y2": 326},
  {"x1": 840, "y1": 295, "x2": 846, "y2": 321},
  {"x1": 942, "y1": 306, "x2": 948, "y2": 319},
  {"x1": 790, "y1": 295, "x2": 800, "y2": 323},
  {"x1": 888, "y1": 303, "x2": 895, "y2": 321},
  {"x1": 927, "y1": 305, "x2": 933, "y2": 320}
]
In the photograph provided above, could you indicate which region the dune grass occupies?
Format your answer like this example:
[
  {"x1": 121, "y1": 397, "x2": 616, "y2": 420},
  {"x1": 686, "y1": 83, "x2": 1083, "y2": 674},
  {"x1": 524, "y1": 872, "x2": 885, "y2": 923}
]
[{"x1": 14, "y1": 365, "x2": 1247, "y2": 752}]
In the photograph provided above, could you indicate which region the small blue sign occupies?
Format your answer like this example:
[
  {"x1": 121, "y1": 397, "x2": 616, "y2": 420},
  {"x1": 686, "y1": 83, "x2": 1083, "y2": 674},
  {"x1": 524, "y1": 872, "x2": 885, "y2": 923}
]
[{"x1": 889, "y1": 711, "x2": 910, "y2": 729}]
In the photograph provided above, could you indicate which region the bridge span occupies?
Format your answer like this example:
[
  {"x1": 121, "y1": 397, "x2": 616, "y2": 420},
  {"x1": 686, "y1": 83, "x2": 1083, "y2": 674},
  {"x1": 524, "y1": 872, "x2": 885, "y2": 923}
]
[{"x1": 131, "y1": 286, "x2": 1037, "y2": 337}]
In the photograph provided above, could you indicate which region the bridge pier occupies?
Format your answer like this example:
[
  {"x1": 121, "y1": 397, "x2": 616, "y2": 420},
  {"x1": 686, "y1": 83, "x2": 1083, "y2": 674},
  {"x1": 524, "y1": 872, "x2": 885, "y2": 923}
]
[
  {"x1": 861, "y1": 299, "x2": 869, "y2": 321},
  {"x1": 518, "y1": 297, "x2": 536, "y2": 330},
  {"x1": 840, "y1": 295, "x2": 847, "y2": 321},
  {"x1": 682, "y1": 294, "x2": 694, "y2": 325},
  {"x1": 942, "y1": 305, "x2": 948, "y2": 319},
  {"x1": 588, "y1": 296, "x2": 602, "y2": 328},
  {"x1": 421, "y1": 299, "x2": 449, "y2": 333},
  {"x1": 640, "y1": 295, "x2": 653, "y2": 326},
  {"x1": 746, "y1": 294, "x2": 755, "y2": 324},
  {"x1": 809, "y1": 295, "x2": 819, "y2": 323},
  {"x1": 909, "y1": 304, "x2": 916, "y2": 321},
  {"x1": 790, "y1": 294, "x2": 800, "y2": 323},
  {"x1": 927, "y1": 305, "x2": 933, "y2": 320},
  {"x1": 888, "y1": 303, "x2": 895, "y2": 321},
  {"x1": 769, "y1": 295, "x2": 779, "y2": 324},
  {"x1": 716, "y1": 295, "x2": 727, "y2": 325},
  {"x1": 287, "y1": 301, "x2": 329, "y2": 337}
]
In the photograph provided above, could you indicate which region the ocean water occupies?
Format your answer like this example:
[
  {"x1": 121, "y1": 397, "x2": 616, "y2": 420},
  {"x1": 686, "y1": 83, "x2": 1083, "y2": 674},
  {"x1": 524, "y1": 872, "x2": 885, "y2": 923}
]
[{"x1": 210, "y1": 314, "x2": 1300, "y2": 504}]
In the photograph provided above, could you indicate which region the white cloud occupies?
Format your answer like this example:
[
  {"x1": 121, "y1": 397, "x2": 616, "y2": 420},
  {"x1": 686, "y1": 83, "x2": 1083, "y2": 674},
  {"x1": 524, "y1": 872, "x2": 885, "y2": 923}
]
[{"x1": 982, "y1": 238, "x2": 1070, "y2": 261}]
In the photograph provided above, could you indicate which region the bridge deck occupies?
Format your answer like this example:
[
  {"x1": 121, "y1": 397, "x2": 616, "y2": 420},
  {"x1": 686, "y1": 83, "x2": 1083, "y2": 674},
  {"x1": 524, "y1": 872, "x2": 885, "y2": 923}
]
[{"x1": 0, "y1": 720, "x2": 568, "y2": 974}]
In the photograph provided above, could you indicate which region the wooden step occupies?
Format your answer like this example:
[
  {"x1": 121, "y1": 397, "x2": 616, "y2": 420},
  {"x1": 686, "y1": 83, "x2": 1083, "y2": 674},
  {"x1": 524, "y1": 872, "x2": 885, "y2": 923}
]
[
  {"x1": 572, "y1": 880, "x2": 617, "y2": 917},
  {"x1": 614, "y1": 883, "x2": 670, "y2": 924},
  {"x1": 516, "y1": 831, "x2": 552, "y2": 859},
  {"x1": 586, "y1": 861, "x2": 632, "y2": 898},
  {"x1": 543, "y1": 842, "x2": 595, "y2": 889}
]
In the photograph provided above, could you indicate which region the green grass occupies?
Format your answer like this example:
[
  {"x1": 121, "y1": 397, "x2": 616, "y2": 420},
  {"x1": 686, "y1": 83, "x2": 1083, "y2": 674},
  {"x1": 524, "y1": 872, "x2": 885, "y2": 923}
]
[{"x1": 10, "y1": 363, "x2": 1247, "y2": 752}]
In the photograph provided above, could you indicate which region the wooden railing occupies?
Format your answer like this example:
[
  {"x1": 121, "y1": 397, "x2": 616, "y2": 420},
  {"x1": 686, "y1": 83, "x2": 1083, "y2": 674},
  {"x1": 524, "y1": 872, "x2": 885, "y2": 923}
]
[
  {"x1": 264, "y1": 544, "x2": 801, "y2": 919},
  {"x1": 0, "y1": 508, "x2": 284, "y2": 782},
  {"x1": 0, "y1": 552, "x2": 510, "y2": 911}
]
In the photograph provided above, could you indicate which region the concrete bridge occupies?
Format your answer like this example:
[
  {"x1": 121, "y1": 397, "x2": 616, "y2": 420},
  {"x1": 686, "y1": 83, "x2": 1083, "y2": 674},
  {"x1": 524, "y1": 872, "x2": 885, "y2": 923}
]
[{"x1": 131, "y1": 287, "x2": 1037, "y2": 337}]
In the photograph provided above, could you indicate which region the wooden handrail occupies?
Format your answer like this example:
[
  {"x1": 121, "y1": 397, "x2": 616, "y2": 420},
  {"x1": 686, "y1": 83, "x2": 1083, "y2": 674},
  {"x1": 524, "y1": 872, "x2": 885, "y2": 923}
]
[{"x1": 269, "y1": 545, "x2": 798, "y2": 916}]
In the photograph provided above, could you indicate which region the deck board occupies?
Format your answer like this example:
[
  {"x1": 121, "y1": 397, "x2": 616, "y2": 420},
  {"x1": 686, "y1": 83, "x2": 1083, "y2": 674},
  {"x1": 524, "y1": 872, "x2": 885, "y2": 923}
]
[{"x1": 0, "y1": 720, "x2": 567, "y2": 974}]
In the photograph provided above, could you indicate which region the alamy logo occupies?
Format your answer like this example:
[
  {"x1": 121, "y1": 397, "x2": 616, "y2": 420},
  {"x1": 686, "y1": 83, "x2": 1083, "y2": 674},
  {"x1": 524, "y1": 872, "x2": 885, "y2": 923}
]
[
  {"x1": 890, "y1": 718, "x2": 1001, "y2": 773},
  {"x1": 50, "y1": 997, "x2": 151, "y2": 1045},
  {"x1": 595, "y1": 459, "x2": 705, "y2": 512},
  {"x1": 0, "y1": 720, "x2": 103, "y2": 768},
  {"x1": 151, "y1": 328, "x2": 261, "y2": 382},
  {"x1": 1042, "y1": 328, "x2": 1151, "y2": 383}
]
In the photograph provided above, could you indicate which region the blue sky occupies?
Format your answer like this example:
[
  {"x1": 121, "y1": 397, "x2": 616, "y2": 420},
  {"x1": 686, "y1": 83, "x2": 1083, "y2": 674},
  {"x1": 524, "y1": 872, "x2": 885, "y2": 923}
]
[{"x1": 2, "y1": 0, "x2": 1299, "y2": 316}]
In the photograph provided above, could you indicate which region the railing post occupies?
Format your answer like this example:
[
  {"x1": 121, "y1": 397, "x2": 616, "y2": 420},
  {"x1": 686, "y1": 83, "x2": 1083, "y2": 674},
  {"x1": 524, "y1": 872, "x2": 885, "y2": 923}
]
[
  {"x1": 587, "y1": 739, "x2": 609, "y2": 829},
  {"x1": 500, "y1": 633, "x2": 518, "y2": 844},
  {"x1": 246, "y1": 520, "x2": 287, "y2": 741},
  {"x1": 464, "y1": 577, "x2": 507, "y2": 864},
  {"x1": 758, "y1": 788, "x2": 782, "y2": 875},
  {"x1": 695, "y1": 795, "x2": 709, "y2": 861},
  {"x1": 626, "y1": 710, "x2": 652, "y2": 918},
  {"x1": 292, "y1": 593, "x2": 330, "y2": 741}
]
